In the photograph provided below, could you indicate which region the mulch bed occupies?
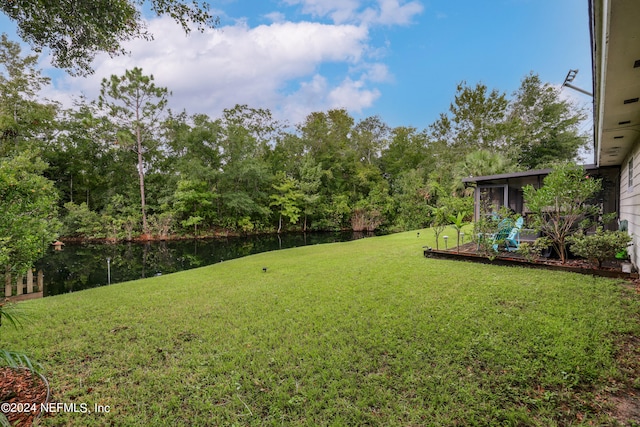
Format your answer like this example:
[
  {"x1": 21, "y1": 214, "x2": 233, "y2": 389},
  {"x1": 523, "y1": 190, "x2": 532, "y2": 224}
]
[
  {"x1": 424, "y1": 242, "x2": 637, "y2": 279},
  {"x1": 1, "y1": 367, "x2": 49, "y2": 426}
]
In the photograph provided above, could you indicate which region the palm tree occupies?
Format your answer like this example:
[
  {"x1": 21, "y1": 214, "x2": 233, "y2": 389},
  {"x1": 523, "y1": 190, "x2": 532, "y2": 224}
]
[
  {"x1": 451, "y1": 149, "x2": 514, "y2": 196},
  {"x1": 448, "y1": 212, "x2": 467, "y2": 253}
]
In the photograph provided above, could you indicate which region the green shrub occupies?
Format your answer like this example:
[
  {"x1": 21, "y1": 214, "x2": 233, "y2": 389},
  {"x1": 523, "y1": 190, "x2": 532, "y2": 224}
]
[
  {"x1": 523, "y1": 163, "x2": 602, "y2": 264},
  {"x1": 148, "y1": 212, "x2": 174, "y2": 239},
  {"x1": 567, "y1": 228, "x2": 632, "y2": 267},
  {"x1": 237, "y1": 216, "x2": 254, "y2": 234},
  {"x1": 516, "y1": 237, "x2": 551, "y2": 262},
  {"x1": 62, "y1": 201, "x2": 105, "y2": 238}
]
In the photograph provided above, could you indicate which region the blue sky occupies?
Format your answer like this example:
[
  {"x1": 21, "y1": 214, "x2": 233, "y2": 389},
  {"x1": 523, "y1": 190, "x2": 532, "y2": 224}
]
[{"x1": 0, "y1": 0, "x2": 593, "y2": 131}]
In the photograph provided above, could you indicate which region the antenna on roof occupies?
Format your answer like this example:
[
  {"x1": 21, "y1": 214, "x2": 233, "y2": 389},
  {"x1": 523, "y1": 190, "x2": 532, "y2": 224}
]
[{"x1": 562, "y1": 69, "x2": 593, "y2": 97}]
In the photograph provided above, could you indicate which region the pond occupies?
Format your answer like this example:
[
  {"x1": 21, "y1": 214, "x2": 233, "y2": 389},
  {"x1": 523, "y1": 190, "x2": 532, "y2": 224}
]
[{"x1": 35, "y1": 232, "x2": 375, "y2": 297}]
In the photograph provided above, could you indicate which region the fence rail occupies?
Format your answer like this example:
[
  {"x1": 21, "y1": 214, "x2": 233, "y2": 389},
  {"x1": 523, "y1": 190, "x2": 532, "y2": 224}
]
[{"x1": 3, "y1": 269, "x2": 44, "y2": 298}]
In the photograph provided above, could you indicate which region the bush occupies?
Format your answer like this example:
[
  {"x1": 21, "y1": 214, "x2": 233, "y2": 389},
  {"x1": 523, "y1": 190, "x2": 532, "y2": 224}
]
[
  {"x1": 516, "y1": 237, "x2": 551, "y2": 262},
  {"x1": 351, "y1": 208, "x2": 384, "y2": 232},
  {"x1": 148, "y1": 212, "x2": 174, "y2": 239},
  {"x1": 62, "y1": 202, "x2": 104, "y2": 238},
  {"x1": 237, "y1": 216, "x2": 254, "y2": 234},
  {"x1": 523, "y1": 162, "x2": 602, "y2": 263},
  {"x1": 567, "y1": 228, "x2": 632, "y2": 267}
]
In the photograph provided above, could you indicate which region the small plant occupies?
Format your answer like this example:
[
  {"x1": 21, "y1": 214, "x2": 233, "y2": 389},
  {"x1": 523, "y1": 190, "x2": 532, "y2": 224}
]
[
  {"x1": 448, "y1": 212, "x2": 468, "y2": 253},
  {"x1": 567, "y1": 228, "x2": 632, "y2": 268},
  {"x1": 428, "y1": 206, "x2": 448, "y2": 250},
  {"x1": 615, "y1": 248, "x2": 629, "y2": 260},
  {"x1": 0, "y1": 300, "x2": 38, "y2": 370},
  {"x1": 0, "y1": 299, "x2": 40, "y2": 427},
  {"x1": 0, "y1": 300, "x2": 42, "y2": 427},
  {"x1": 474, "y1": 216, "x2": 495, "y2": 255},
  {"x1": 0, "y1": 300, "x2": 19, "y2": 329},
  {"x1": 516, "y1": 242, "x2": 534, "y2": 262},
  {"x1": 516, "y1": 237, "x2": 551, "y2": 262}
]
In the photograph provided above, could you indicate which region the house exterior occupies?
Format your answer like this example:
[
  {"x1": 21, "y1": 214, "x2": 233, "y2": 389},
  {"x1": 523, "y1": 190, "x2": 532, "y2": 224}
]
[
  {"x1": 462, "y1": 165, "x2": 620, "y2": 227},
  {"x1": 464, "y1": 1, "x2": 640, "y2": 262},
  {"x1": 590, "y1": 0, "x2": 640, "y2": 267}
]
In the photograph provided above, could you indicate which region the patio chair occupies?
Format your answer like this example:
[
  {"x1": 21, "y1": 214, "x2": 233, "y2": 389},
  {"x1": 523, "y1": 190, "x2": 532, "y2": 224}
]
[
  {"x1": 503, "y1": 217, "x2": 524, "y2": 252},
  {"x1": 477, "y1": 218, "x2": 513, "y2": 250},
  {"x1": 488, "y1": 217, "x2": 524, "y2": 252},
  {"x1": 489, "y1": 219, "x2": 513, "y2": 251}
]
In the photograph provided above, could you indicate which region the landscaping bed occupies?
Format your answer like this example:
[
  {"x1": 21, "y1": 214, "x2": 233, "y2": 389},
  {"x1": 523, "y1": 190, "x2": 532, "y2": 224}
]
[
  {"x1": 424, "y1": 242, "x2": 637, "y2": 279},
  {"x1": 0, "y1": 367, "x2": 49, "y2": 426}
]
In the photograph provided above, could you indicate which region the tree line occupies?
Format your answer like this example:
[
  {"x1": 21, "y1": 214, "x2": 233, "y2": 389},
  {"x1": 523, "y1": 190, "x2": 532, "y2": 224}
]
[{"x1": 1, "y1": 35, "x2": 588, "y2": 244}]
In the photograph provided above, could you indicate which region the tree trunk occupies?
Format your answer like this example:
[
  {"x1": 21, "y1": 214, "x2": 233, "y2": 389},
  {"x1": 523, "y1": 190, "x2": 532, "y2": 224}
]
[
  {"x1": 558, "y1": 240, "x2": 567, "y2": 264},
  {"x1": 277, "y1": 214, "x2": 282, "y2": 234},
  {"x1": 136, "y1": 121, "x2": 148, "y2": 234}
]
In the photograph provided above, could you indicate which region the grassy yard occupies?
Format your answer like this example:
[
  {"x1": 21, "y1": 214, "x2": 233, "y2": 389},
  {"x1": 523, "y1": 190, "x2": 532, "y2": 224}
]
[{"x1": 2, "y1": 228, "x2": 639, "y2": 426}]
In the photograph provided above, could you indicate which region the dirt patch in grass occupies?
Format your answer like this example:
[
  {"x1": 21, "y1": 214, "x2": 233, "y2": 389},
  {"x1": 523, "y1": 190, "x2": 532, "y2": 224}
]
[
  {"x1": 605, "y1": 280, "x2": 640, "y2": 426},
  {"x1": 612, "y1": 394, "x2": 640, "y2": 425},
  {"x1": 0, "y1": 367, "x2": 49, "y2": 426},
  {"x1": 608, "y1": 333, "x2": 640, "y2": 425}
]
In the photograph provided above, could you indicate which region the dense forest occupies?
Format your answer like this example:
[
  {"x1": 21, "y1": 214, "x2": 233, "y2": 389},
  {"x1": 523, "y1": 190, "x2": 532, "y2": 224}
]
[{"x1": 1, "y1": 34, "x2": 588, "y2": 242}]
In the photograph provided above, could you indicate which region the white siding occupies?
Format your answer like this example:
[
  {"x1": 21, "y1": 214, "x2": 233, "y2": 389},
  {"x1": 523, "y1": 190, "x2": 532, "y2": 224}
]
[{"x1": 619, "y1": 144, "x2": 640, "y2": 268}]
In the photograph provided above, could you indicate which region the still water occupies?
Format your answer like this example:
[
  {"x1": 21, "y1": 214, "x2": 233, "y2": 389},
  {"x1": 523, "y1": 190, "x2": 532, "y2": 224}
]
[{"x1": 35, "y1": 232, "x2": 374, "y2": 297}]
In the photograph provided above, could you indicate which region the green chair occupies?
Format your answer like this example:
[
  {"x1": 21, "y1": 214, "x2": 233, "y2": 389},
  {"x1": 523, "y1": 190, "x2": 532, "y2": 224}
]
[
  {"x1": 503, "y1": 217, "x2": 524, "y2": 252},
  {"x1": 490, "y1": 219, "x2": 514, "y2": 251}
]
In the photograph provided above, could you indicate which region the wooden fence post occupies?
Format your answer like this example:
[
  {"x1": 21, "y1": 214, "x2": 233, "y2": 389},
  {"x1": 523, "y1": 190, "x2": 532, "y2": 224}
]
[
  {"x1": 16, "y1": 275, "x2": 23, "y2": 295},
  {"x1": 4, "y1": 273, "x2": 11, "y2": 298},
  {"x1": 37, "y1": 270, "x2": 44, "y2": 293},
  {"x1": 27, "y1": 269, "x2": 34, "y2": 294}
]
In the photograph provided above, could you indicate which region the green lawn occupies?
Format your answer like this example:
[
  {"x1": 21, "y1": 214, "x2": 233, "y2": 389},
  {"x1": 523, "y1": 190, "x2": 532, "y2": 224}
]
[{"x1": 3, "y1": 228, "x2": 639, "y2": 426}]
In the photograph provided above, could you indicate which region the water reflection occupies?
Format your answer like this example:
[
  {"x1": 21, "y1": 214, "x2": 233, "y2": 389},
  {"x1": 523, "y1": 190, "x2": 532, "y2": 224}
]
[{"x1": 35, "y1": 232, "x2": 375, "y2": 296}]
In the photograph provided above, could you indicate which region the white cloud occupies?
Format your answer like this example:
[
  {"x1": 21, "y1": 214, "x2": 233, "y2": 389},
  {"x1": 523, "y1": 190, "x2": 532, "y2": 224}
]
[
  {"x1": 282, "y1": 0, "x2": 362, "y2": 24},
  {"x1": 264, "y1": 11, "x2": 286, "y2": 23},
  {"x1": 280, "y1": 72, "x2": 382, "y2": 123},
  {"x1": 328, "y1": 77, "x2": 381, "y2": 110},
  {"x1": 358, "y1": 63, "x2": 392, "y2": 83},
  {"x1": 361, "y1": 0, "x2": 424, "y2": 26},
  {"x1": 284, "y1": 0, "x2": 423, "y2": 26},
  {"x1": 281, "y1": 74, "x2": 329, "y2": 123},
  {"x1": 43, "y1": 16, "x2": 383, "y2": 122}
]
